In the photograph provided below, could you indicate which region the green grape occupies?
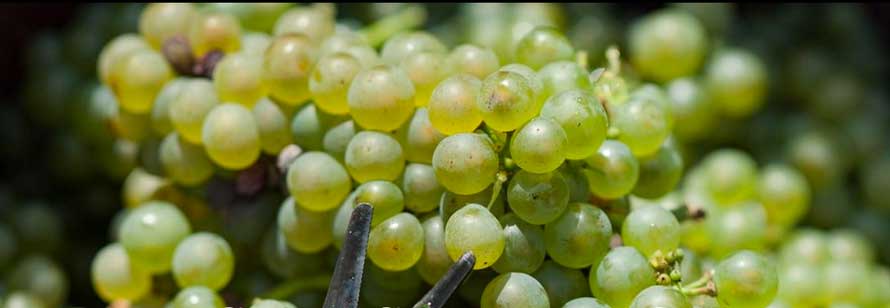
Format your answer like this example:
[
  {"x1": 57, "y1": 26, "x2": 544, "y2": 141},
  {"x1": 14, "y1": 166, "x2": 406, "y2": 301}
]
[
  {"x1": 119, "y1": 201, "x2": 191, "y2": 273},
  {"x1": 188, "y1": 12, "x2": 241, "y2": 56},
  {"x1": 111, "y1": 109, "x2": 152, "y2": 143},
  {"x1": 506, "y1": 170, "x2": 569, "y2": 225},
  {"x1": 440, "y1": 186, "x2": 506, "y2": 224},
  {"x1": 500, "y1": 64, "x2": 545, "y2": 101},
  {"x1": 477, "y1": 70, "x2": 538, "y2": 132},
  {"x1": 213, "y1": 52, "x2": 267, "y2": 107},
  {"x1": 679, "y1": 248, "x2": 703, "y2": 284},
  {"x1": 395, "y1": 107, "x2": 446, "y2": 164},
  {"x1": 277, "y1": 197, "x2": 335, "y2": 253},
  {"x1": 290, "y1": 103, "x2": 343, "y2": 151},
  {"x1": 714, "y1": 251, "x2": 778, "y2": 308},
  {"x1": 240, "y1": 32, "x2": 272, "y2": 56},
  {"x1": 539, "y1": 89, "x2": 608, "y2": 160},
  {"x1": 416, "y1": 215, "x2": 453, "y2": 284},
  {"x1": 286, "y1": 151, "x2": 351, "y2": 211},
  {"x1": 590, "y1": 246, "x2": 655, "y2": 308},
  {"x1": 777, "y1": 263, "x2": 825, "y2": 307},
  {"x1": 7, "y1": 256, "x2": 67, "y2": 307},
  {"x1": 172, "y1": 233, "x2": 234, "y2": 290},
  {"x1": 630, "y1": 286, "x2": 691, "y2": 308},
  {"x1": 252, "y1": 98, "x2": 293, "y2": 154},
  {"x1": 544, "y1": 203, "x2": 612, "y2": 268},
  {"x1": 151, "y1": 78, "x2": 188, "y2": 135},
  {"x1": 331, "y1": 191, "x2": 357, "y2": 249},
  {"x1": 322, "y1": 120, "x2": 355, "y2": 162},
  {"x1": 261, "y1": 228, "x2": 327, "y2": 278},
  {"x1": 444, "y1": 204, "x2": 505, "y2": 269},
  {"x1": 347, "y1": 64, "x2": 416, "y2": 132},
  {"x1": 263, "y1": 34, "x2": 316, "y2": 106},
  {"x1": 319, "y1": 29, "x2": 368, "y2": 56},
  {"x1": 91, "y1": 243, "x2": 152, "y2": 301},
  {"x1": 402, "y1": 163, "x2": 445, "y2": 214},
  {"x1": 632, "y1": 84, "x2": 676, "y2": 134},
  {"x1": 510, "y1": 117, "x2": 568, "y2": 173},
  {"x1": 621, "y1": 204, "x2": 680, "y2": 257},
  {"x1": 354, "y1": 181, "x2": 405, "y2": 226},
  {"x1": 779, "y1": 229, "x2": 828, "y2": 265},
  {"x1": 432, "y1": 133, "x2": 499, "y2": 195},
  {"x1": 172, "y1": 286, "x2": 225, "y2": 308},
  {"x1": 709, "y1": 202, "x2": 767, "y2": 258},
  {"x1": 159, "y1": 132, "x2": 213, "y2": 186},
  {"x1": 609, "y1": 90, "x2": 671, "y2": 157},
  {"x1": 492, "y1": 214, "x2": 546, "y2": 274},
  {"x1": 628, "y1": 9, "x2": 707, "y2": 82},
  {"x1": 866, "y1": 267, "x2": 890, "y2": 307},
  {"x1": 3, "y1": 292, "x2": 47, "y2": 308},
  {"x1": 344, "y1": 131, "x2": 405, "y2": 183},
  {"x1": 537, "y1": 61, "x2": 592, "y2": 100},
  {"x1": 310, "y1": 52, "x2": 363, "y2": 115},
  {"x1": 402, "y1": 52, "x2": 451, "y2": 106},
  {"x1": 428, "y1": 74, "x2": 484, "y2": 135},
  {"x1": 666, "y1": 77, "x2": 715, "y2": 141},
  {"x1": 559, "y1": 164, "x2": 591, "y2": 203},
  {"x1": 827, "y1": 229, "x2": 874, "y2": 263},
  {"x1": 632, "y1": 140, "x2": 683, "y2": 199},
  {"x1": 824, "y1": 261, "x2": 869, "y2": 305},
  {"x1": 532, "y1": 260, "x2": 591, "y2": 307},
  {"x1": 563, "y1": 297, "x2": 611, "y2": 308},
  {"x1": 448, "y1": 44, "x2": 500, "y2": 79},
  {"x1": 705, "y1": 48, "x2": 767, "y2": 118},
  {"x1": 368, "y1": 213, "x2": 424, "y2": 271},
  {"x1": 582, "y1": 140, "x2": 639, "y2": 199},
  {"x1": 758, "y1": 164, "x2": 810, "y2": 227},
  {"x1": 514, "y1": 26, "x2": 574, "y2": 70},
  {"x1": 98, "y1": 34, "x2": 150, "y2": 85},
  {"x1": 139, "y1": 3, "x2": 196, "y2": 48},
  {"x1": 380, "y1": 31, "x2": 447, "y2": 66},
  {"x1": 786, "y1": 129, "x2": 847, "y2": 190},
  {"x1": 273, "y1": 6, "x2": 335, "y2": 43},
  {"x1": 250, "y1": 299, "x2": 297, "y2": 308},
  {"x1": 201, "y1": 103, "x2": 261, "y2": 170},
  {"x1": 701, "y1": 149, "x2": 759, "y2": 205},
  {"x1": 481, "y1": 272, "x2": 550, "y2": 308},
  {"x1": 109, "y1": 49, "x2": 172, "y2": 114},
  {"x1": 169, "y1": 78, "x2": 219, "y2": 144},
  {"x1": 121, "y1": 168, "x2": 170, "y2": 209}
]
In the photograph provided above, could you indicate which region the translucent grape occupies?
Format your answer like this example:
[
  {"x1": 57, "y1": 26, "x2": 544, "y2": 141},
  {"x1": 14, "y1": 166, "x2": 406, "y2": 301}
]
[
  {"x1": 477, "y1": 70, "x2": 538, "y2": 132},
  {"x1": 252, "y1": 98, "x2": 293, "y2": 154},
  {"x1": 759, "y1": 164, "x2": 810, "y2": 227},
  {"x1": 492, "y1": 214, "x2": 546, "y2": 274},
  {"x1": 368, "y1": 213, "x2": 424, "y2": 271},
  {"x1": 444, "y1": 204, "x2": 505, "y2": 269},
  {"x1": 273, "y1": 6, "x2": 335, "y2": 43},
  {"x1": 380, "y1": 31, "x2": 447, "y2": 66},
  {"x1": 139, "y1": 3, "x2": 196, "y2": 48},
  {"x1": 322, "y1": 120, "x2": 355, "y2": 162},
  {"x1": 701, "y1": 149, "x2": 759, "y2": 205},
  {"x1": 169, "y1": 79, "x2": 219, "y2": 144},
  {"x1": 544, "y1": 203, "x2": 612, "y2": 268},
  {"x1": 201, "y1": 103, "x2": 261, "y2": 170},
  {"x1": 630, "y1": 286, "x2": 691, "y2": 308},
  {"x1": 286, "y1": 151, "x2": 351, "y2": 212},
  {"x1": 632, "y1": 140, "x2": 684, "y2": 199},
  {"x1": 121, "y1": 168, "x2": 170, "y2": 209},
  {"x1": 628, "y1": 9, "x2": 707, "y2": 82},
  {"x1": 448, "y1": 44, "x2": 500, "y2": 79},
  {"x1": 91, "y1": 243, "x2": 152, "y2": 302},
  {"x1": 506, "y1": 170, "x2": 569, "y2": 225},
  {"x1": 159, "y1": 133, "x2": 213, "y2": 186},
  {"x1": 402, "y1": 163, "x2": 445, "y2": 214},
  {"x1": 590, "y1": 246, "x2": 655, "y2": 308},
  {"x1": 779, "y1": 229, "x2": 828, "y2": 265},
  {"x1": 277, "y1": 197, "x2": 335, "y2": 253},
  {"x1": 263, "y1": 34, "x2": 316, "y2": 106},
  {"x1": 395, "y1": 107, "x2": 446, "y2": 164},
  {"x1": 510, "y1": 117, "x2": 568, "y2": 173},
  {"x1": 290, "y1": 103, "x2": 346, "y2": 151},
  {"x1": 539, "y1": 89, "x2": 608, "y2": 160},
  {"x1": 172, "y1": 232, "x2": 234, "y2": 290},
  {"x1": 666, "y1": 77, "x2": 715, "y2": 141},
  {"x1": 319, "y1": 29, "x2": 368, "y2": 56},
  {"x1": 353, "y1": 181, "x2": 405, "y2": 226},
  {"x1": 786, "y1": 129, "x2": 846, "y2": 190},
  {"x1": 344, "y1": 131, "x2": 405, "y2": 183},
  {"x1": 537, "y1": 61, "x2": 592, "y2": 100},
  {"x1": 621, "y1": 204, "x2": 680, "y2": 257},
  {"x1": 777, "y1": 263, "x2": 826, "y2": 307},
  {"x1": 714, "y1": 251, "x2": 778, "y2": 308},
  {"x1": 171, "y1": 286, "x2": 225, "y2": 308},
  {"x1": 428, "y1": 74, "x2": 484, "y2": 135},
  {"x1": 706, "y1": 48, "x2": 767, "y2": 118},
  {"x1": 439, "y1": 186, "x2": 506, "y2": 224},
  {"x1": 402, "y1": 52, "x2": 450, "y2": 106},
  {"x1": 310, "y1": 52, "x2": 363, "y2": 115},
  {"x1": 98, "y1": 34, "x2": 150, "y2": 85},
  {"x1": 609, "y1": 91, "x2": 671, "y2": 157},
  {"x1": 582, "y1": 140, "x2": 639, "y2": 199},
  {"x1": 499, "y1": 64, "x2": 544, "y2": 101},
  {"x1": 416, "y1": 215, "x2": 453, "y2": 284},
  {"x1": 109, "y1": 49, "x2": 172, "y2": 114},
  {"x1": 347, "y1": 64, "x2": 416, "y2": 132},
  {"x1": 119, "y1": 201, "x2": 191, "y2": 274},
  {"x1": 564, "y1": 297, "x2": 611, "y2": 308},
  {"x1": 432, "y1": 133, "x2": 499, "y2": 195},
  {"x1": 188, "y1": 12, "x2": 241, "y2": 56},
  {"x1": 480, "y1": 272, "x2": 550, "y2": 308},
  {"x1": 213, "y1": 52, "x2": 267, "y2": 107},
  {"x1": 827, "y1": 229, "x2": 874, "y2": 263},
  {"x1": 151, "y1": 78, "x2": 189, "y2": 135},
  {"x1": 240, "y1": 32, "x2": 272, "y2": 56},
  {"x1": 532, "y1": 261, "x2": 592, "y2": 308},
  {"x1": 559, "y1": 164, "x2": 591, "y2": 203},
  {"x1": 514, "y1": 26, "x2": 574, "y2": 70}
]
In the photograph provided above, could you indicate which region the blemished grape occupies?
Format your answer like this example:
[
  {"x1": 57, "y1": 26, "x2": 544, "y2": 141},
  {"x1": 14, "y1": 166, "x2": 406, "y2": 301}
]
[
  {"x1": 188, "y1": 11, "x2": 241, "y2": 57},
  {"x1": 402, "y1": 51, "x2": 451, "y2": 107},
  {"x1": 563, "y1": 297, "x2": 611, "y2": 308},
  {"x1": 492, "y1": 213, "x2": 546, "y2": 274},
  {"x1": 444, "y1": 204, "x2": 505, "y2": 270},
  {"x1": 428, "y1": 74, "x2": 484, "y2": 135},
  {"x1": 263, "y1": 34, "x2": 316, "y2": 106},
  {"x1": 353, "y1": 181, "x2": 405, "y2": 226},
  {"x1": 416, "y1": 215, "x2": 453, "y2": 284},
  {"x1": 171, "y1": 232, "x2": 234, "y2": 290},
  {"x1": 538, "y1": 61, "x2": 592, "y2": 100},
  {"x1": 544, "y1": 203, "x2": 612, "y2": 269},
  {"x1": 582, "y1": 140, "x2": 640, "y2": 199},
  {"x1": 150, "y1": 78, "x2": 188, "y2": 135},
  {"x1": 201, "y1": 103, "x2": 261, "y2": 170},
  {"x1": 532, "y1": 260, "x2": 592, "y2": 307},
  {"x1": 432, "y1": 133, "x2": 499, "y2": 195},
  {"x1": 701, "y1": 149, "x2": 759, "y2": 205},
  {"x1": 344, "y1": 131, "x2": 405, "y2": 183},
  {"x1": 273, "y1": 6, "x2": 335, "y2": 43},
  {"x1": 252, "y1": 97, "x2": 293, "y2": 154},
  {"x1": 706, "y1": 48, "x2": 767, "y2": 118},
  {"x1": 630, "y1": 286, "x2": 691, "y2": 308},
  {"x1": 506, "y1": 170, "x2": 570, "y2": 225},
  {"x1": 171, "y1": 286, "x2": 225, "y2": 308},
  {"x1": 98, "y1": 34, "x2": 150, "y2": 85},
  {"x1": 310, "y1": 52, "x2": 363, "y2": 115},
  {"x1": 277, "y1": 197, "x2": 335, "y2": 253},
  {"x1": 609, "y1": 89, "x2": 672, "y2": 157},
  {"x1": 628, "y1": 9, "x2": 707, "y2": 83},
  {"x1": 347, "y1": 64, "x2": 416, "y2": 131},
  {"x1": 286, "y1": 151, "x2": 351, "y2": 212},
  {"x1": 119, "y1": 201, "x2": 191, "y2": 274},
  {"x1": 477, "y1": 70, "x2": 538, "y2": 132},
  {"x1": 759, "y1": 164, "x2": 810, "y2": 227},
  {"x1": 401, "y1": 163, "x2": 445, "y2": 214},
  {"x1": 632, "y1": 139, "x2": 684, "y2": 199},
  {"x1": 367, "y1": 213, "x2": 424, "y2": 271},
  {"x1": 395, "y1": 107, "x2": 446, "y2": 164},
  {"x1": 591, "y1": 246, "x2": 656, "y2": 308},
  {"x1": 109, "y1": 49, "x2": 172, "y2": 114},
  {"x1": 169, "y1": 78, "x2": 219, "y2": 144},
  {"x1": 480, "y1": 272, "x2": 550, "y2": 308},
  {"x1": 621, "y1": 204, "x2": 681, "y2": 257},
  {"x1": 714, "y1": 251, "x2": 778, "y2": 308},
  {"x1": 448, "y1": 44, "x2": 500, "y2": 79},
  {"x1": 91, "y1": 243, "x2": 152, "y2": 302},
  {"x1": 213, "y1": 52, "x2": 267, "y2": 107},
  {"x1": 510, "y1": 117, "x2": 568, "y2": 173},
  {"x1": 159, "y1": 132, "x2": 213, "y2": 186},
  {"x1": 380, "y1": 31, "x2": 447, "y2": 66},
  {"x1": 323, "y1": 120, "x2": 355, "y2": 162},
  {"x1": 539, "y1": 89, "x2": 608, "y2": 160},
  {"x1": 514, "y1": 26, "x2": 574, "y2": 70}
]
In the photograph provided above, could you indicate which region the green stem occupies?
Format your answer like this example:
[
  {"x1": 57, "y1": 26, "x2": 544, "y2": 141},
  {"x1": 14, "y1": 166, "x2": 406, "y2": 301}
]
[
  {"x1": 359, "y1": 5, "x2": 427, "y2": 47},
  {"x1": 606, "y1": 46, "x2": 621, "y2": 75},
  {"x1": 488, "y1": 171, "x2": 508, "y2": 210},
  {"x1": 681, "y1": 270, "x2": 712, "y2": 290},
  {"x1": 679, "y1": 284, "x2": 717, "y2": 297},
  {"x1": 481, "y1": 125, "x2": 507, "y2": 153},
  {"x1": 259, "y1": 273, "x2": 332, "y2": 300}
]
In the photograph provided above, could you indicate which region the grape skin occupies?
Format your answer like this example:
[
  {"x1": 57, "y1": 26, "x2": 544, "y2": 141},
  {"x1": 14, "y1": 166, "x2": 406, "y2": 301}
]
[
  {"x1": 286, "y1": 151, "x2": 351, "y2": 212},
  {"x1": 118, "y1": 201, "x2": 191, "y2": 274},
  {"x1": 506, "y1": 170, "x2": 570, "y2": 225},
  {"x1": 590, "y1": 246, "x2": 655, "y2": 308},
  {"x1": 432, "y1": 133, "x2": 499, "y2": 195},
  {"x1": 91, "y1": 243, "x2": 152, "y2": 302},
  {"x1": 532, "y1": 260, "x2": 591, "y2": 307},
  {"x1": 630, "y1": 285, "x2": 691, "y2": 308},
  {"x1": 582, "y1": 140, "x2": 640, "y2": 199},
  {"x1": 347, "y1": 65, "x2": 416, "y2": 132},
  {"x1": 544, "y1": 203, "x2": 612, "y2": 269},
  {"x1": 492, "y1": 213, "x2": 546, "y2": 274},
  {"x1": 510, "y1": 117, "x2": 568, "y2": 174},
  {"x1": 171, "y1": 232, "x2": 234, "y2": 290},
  {"x1": 401, "y1": 163, "x2": 445, "y2": 214},
  {"x1": 539, "y1": 89, "x2": 608, "y2": 160},
  {"x1": 200, "y1": 103, "x2": 261, "y2": 170},
  {"x1": 621, "y1": 204, "x2": 681, "y2": 257},
  {"x1": 169, "y1": 79, "x2": 218, "y2": 145},
  {"x1": 367, "y1": 213, "x2": 425, "y2": 271},
  {"x1": 477, "y1": 70, "x2": 538, "y2": 132},
  {"x1": 444, "y1": 204, "x2": 505, "y2": 270},
  {"x1": 714, "y1": 251, "x2": 778, "y2": 308},
  {"x1": 344, "y1": 131, "x2": 405, "y2": 183},
  {"x1": 171, "y1": 286, "x2": 225, "y2": 308},
  {"x1": 428, "y1": 74, "x2": 484, "y2": 135},
  {"x1": 353, "y1": 181, "x2": 405, "y2": 227},
  {"x1": 416, "y1": 215, "x2": 454, "y2": 284},
  {"x1": 188, "y1": 12, "x2": 242, "y2": 57},
  {"x1": 480, "y1": 272, "x2": 550, "y2": 308},
  {"x1": 213, "y1": 52, "x2": 267, "y2": 107},
  {"x1": 277, "y1": 197, "x2": 335, "y2": 254}
]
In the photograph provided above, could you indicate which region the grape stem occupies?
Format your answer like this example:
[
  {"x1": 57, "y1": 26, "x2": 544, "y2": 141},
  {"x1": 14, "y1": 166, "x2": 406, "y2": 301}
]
[
  {"x1": 488, "y1": 171, "x2": 508, "y2": 210},
  {"x1": 259, "y1": 273, "x2": 332, "y2": 300},
  {"x1": 681, "y1": 270, "x2": 713, "y2": 290},
  {"x1": 360, "y1": 5, "x2": 427, "y2": 47},
  {"x1": 606, "y1": 46, "x2": 621, "y2": 75}
]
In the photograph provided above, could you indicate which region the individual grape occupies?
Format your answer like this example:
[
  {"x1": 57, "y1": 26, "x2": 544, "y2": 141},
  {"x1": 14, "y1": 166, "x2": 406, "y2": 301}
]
[
  {"x1": 159, "y1": 132, "x2": 214, "y2": 186},
  {"x1": 590, "y1": 246, "x2": 656, "y2": 308},
  {"x1": 240, "y1": 32, "x2": 272, "y2": 56},
  {"x1": 319, "y1": 29, "x2": 368, "y2": 56},
  {"x1": 261, "y1": 228, "x2": 327, "y2": 278},
  {"x1": 91, "y1": 243, "x2": 152, "y2": 302},
  {"x1": 666, "y1": 77, "x2": 716, "y2": 141},
  {"x1": 481, "y1": 272, "x2": 550, "y2": 308},
  {"x1": 263, "y1": 34, "x2": 316, "y2": 106},
  {"x1": 758, "y1": 164, "x2": 810, "y2": 227},
  {"x1": 7, "y1": 256, "x2": 68, "y2": 307},
  {"x1": 444, "y1": 204, "x2": 505, "y2": 270},
  {"x1": 286, "y1": 151, "x2": 351, "y2": 211},
  {"x1": 428, "y1": 74, "x2": 484, "y2": 135},
  {"x1": 714, "y1": 251, "x2": 778, "y2": 308},
  {"x1": 290, "y1": 103, "x2": 343, "y2": 151},
  {"x1": 172, "y1": 233, "x2": 234, "y2": 290},
  {"x1": 213, "y1": 52, "x2": 267, "y2": 107},
  {"x1": 632, "y1": 140, "x2": 683, "y2": 199},
  {"x1": 121, "y1": 168, "x2": 170, "y2": 209},
  {"x1": 537, "y1": 61, "x2": 592, "y2": 100},
  {"x1": 395, "y1": 107, "x2": 446, "y2": 164},
  {"x1": 416, "y1": 215, "x2": 454, "y2": 284},
  {"x1": 609, "y1": 90, "x2": 671, "y2": 157},
  {"x1": 786, "y1": 129, "x2": 847, "y2": 190},
  {"x1": 402, "y1": 52, "x2": 451, "y2": 106},
  {"x1": 701, "y1": 149, "x2": 759, "y2": 205},
  {"x1": 563, "y1": 297, "x2": 611, "y2": 308},
  {"x1": 621, "y1": 204, "x2": 680, "y2": 257},
  {"x1": 109, "y1": 49, "x2": 172, "y2": 114},
  {"x1": 139, "y1": 3, "x2": 196, "y2": 48},
  {"x1": 440, "y1": 186, "x2": 506, "y2": 224},
  {"x1": 532, "y1": 260, "x2": 591, "y2": 307},
  {"x1": 559, "y1": 164, "x2": 591, "y2": 203},
  {"x1": 514, "y1": 26, "x2": 574, "y2": 70},
  {"x1": 310, "y1": 52, "x2": 363, "y2": 115},
  {"x1": 119, "y1": 201, "x2": 191, "y2": 273},
  {"x1": 779, "y1": 229, "x2": 828, "y2": 265},
  {"x1": 322, "y1": 120, "x2": 355, "y2": 162},
  {"x1": 250, "y1": 299, "x2": 297, "y2": 308},
  {"x1": 98, "y1": 34, "x2": 150, "y2": 86},
  {"x1": 510, "y1": 117, "x2": 568, "y2": 173},
  {"x1": 188, "y1": 12, "x2": 241, "y2": 56},
  {"x1": 706, "y1": 48, "x2": 767, "y2": 118},
  {"x1": 277, "y1": 197, "x2": 335, "y2": 253},
  {"x1": 432, "y1": 133, "x2": 499, "y2": 195},
  {"x1": 252, "y1": 98, "x2": 293, "y2": 154},
  {"x1": 499, "y1": 64, "x2": 545, "y2": 100},
  {"x1": 344, "y1": 131, "x2": 405, "y2": 183},
  {"x1": 273, "y1": 6, "x2": 335, "y2": 43},
  {"x1": 824, "y1": 261, "x2": 869, "y2": 305},
  {"x1": 492, "y1": 214, "x2": 546, "y2": 274},
  {"x1": 171, "y1": 286, "x2": 225, "y2": 308},
  {"x1": 506, "y1": 170, "x2": 569, "y2": 225},
  {"x1": 777, "y1": 263, "x2": 825, "y2": 307},
  {"x1": 448, "y1": 44, "x2": 500, "y2": 79},
  {"x1": 476, "y1": 70, "x2": 538, "y2": 132},
  {"x1": 201, "y1": 103, "x2": 261, "y2": 170},
  {"x1": 827, "y1": 229, "x2": 874, "y2": 263},
  {"x1": 353, "y1": 181, "x2": 405, "y2": 226},
  {"x1": 539, "y1": 89, "x2": 608, "y2": 160},
  {"x1": 402, "y1": 163, "x2": 445, "y2": 214},
  {"x1": 628, "y1": 9, "x2": 707, "y2": 82},
  {"x1": 347, "y1": 64, "x2": 416, "y2": 131},
  {"x1": 709, "y1": 202, "x2": 768, "y2": 258},
  {"x1": 582, "y1": 140, "x2": 640, "y2": 199},
  {"x1": 629, "y1": 286, "x2": 691, "y2": 308},
  {"x1": 169, "y1": 79, "x2": 219, "y2": 144},
  {"x1": 151, "y1": 78, "x2": 189, "y2": 135},
  {"x1": 544, "y1": 203, "x2": 612, "y2": 268},
  {"x1": 380, "y1": 31, "x2": 447, "y2": 66},
  {"x1": 368, "y1": 213, "x2": 424, "y2": 271},
  {"x1": 679, "y1": 248, "x2": 703, "y2": 284}
]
